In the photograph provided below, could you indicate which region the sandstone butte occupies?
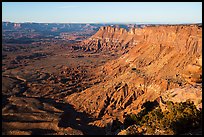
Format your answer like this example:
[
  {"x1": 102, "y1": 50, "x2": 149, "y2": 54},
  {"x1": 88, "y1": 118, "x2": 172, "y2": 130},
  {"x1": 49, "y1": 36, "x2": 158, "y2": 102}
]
[{"x1": 66, "y1": 24, "x2": 202, "y2": 127}]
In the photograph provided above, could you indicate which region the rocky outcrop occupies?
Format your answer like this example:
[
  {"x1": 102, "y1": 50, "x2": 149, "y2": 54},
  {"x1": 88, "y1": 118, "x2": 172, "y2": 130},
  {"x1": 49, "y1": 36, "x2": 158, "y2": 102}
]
[
  {"x1": 160, "y1": 86, "x2": 202, "y2": 111},
  {"x1": 182, "y1": 56, "x2": 202, "y2": 84},
  {"x1": 79, "y1": 26, "x2": 135, "y2": 53}
]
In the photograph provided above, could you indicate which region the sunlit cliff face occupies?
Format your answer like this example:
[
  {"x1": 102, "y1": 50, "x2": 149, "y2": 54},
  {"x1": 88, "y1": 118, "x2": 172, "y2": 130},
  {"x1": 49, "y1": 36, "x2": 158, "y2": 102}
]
[{"x1": 67, "y1": 25, "x2": 202, "y2": 125}]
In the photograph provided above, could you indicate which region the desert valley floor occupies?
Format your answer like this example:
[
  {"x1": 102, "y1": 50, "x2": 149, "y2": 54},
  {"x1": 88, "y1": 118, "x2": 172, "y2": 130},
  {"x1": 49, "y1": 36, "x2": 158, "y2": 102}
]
[{"x1": 2, "y1": 42, "x2": 118, "y2": 135}]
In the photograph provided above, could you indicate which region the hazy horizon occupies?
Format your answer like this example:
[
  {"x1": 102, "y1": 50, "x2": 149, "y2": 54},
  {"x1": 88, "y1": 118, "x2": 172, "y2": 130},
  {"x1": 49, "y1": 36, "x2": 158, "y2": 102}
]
[
  {"x1": 2, "y1": 20, "x2": 203, "y2": 24},
  {"x1": 2, "y1": 2, "x2": 202, "y2": 24}
]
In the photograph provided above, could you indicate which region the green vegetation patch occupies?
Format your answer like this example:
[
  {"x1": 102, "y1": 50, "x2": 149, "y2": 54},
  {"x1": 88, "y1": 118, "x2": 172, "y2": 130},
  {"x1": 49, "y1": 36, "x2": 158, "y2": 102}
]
[{"x1": 123, "y1": 100, "x2": 202, "y2": 135}]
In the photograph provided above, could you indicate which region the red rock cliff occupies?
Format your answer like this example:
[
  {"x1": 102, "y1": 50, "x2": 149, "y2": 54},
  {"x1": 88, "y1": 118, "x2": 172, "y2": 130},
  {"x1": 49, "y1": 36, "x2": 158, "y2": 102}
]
[
  {"x1": 67, "y1": 25, "x2": 202, "y2": 126},
  {"x1": 80, "y1": 25, "x2": 201, "y2": 55}
]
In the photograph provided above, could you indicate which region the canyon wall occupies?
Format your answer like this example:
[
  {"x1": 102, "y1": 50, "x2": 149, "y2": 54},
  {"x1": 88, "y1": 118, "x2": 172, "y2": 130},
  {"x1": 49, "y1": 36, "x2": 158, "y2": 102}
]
[
  {"x1": 80, "y1": 25, "x2": 201, "y2": 54},
  {"x1": 67, "y1": 25, "x2": 202, "y2": 126}
]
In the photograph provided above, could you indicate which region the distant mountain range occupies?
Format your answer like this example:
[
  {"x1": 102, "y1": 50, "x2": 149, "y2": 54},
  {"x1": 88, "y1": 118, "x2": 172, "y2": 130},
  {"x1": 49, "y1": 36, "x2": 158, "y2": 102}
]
[
  {"x1": 2, "y1": 22, "x2": 103, "y2": 33},
  {"x1": 2, "y1": 22, "x2": 147, "y2": 43},
  {"x1": 3, "y1": 21, "x2": 201, "y2": 32}
]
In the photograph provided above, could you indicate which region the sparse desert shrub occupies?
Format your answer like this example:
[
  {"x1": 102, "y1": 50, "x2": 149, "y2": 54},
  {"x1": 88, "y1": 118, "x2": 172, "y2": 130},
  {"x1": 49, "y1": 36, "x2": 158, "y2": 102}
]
[
  {"x1": 168, "y1": 101, "x2": 202, "y2": 134},
  {"x1": 124, "y1": 100, "x2": 159, "y2": 128},
  {"x1": 124, "y1": 114, "x2": 138, "y2": 128},
  {"x1": 123, "y1": 100, "x2": 202, "y2": 135}
]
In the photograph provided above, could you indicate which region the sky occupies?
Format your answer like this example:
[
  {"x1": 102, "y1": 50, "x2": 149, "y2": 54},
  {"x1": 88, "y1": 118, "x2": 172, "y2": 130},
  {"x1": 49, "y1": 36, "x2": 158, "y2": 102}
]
[{"x1": 2, "y1": 2, "x2": 202, "y2": 24}]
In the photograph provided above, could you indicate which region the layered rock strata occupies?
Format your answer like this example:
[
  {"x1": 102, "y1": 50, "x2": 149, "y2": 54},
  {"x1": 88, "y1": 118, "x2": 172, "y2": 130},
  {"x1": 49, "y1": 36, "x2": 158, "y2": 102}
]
[{"x1": 67, "y1": 25, "x2": 202, "y2": 127}]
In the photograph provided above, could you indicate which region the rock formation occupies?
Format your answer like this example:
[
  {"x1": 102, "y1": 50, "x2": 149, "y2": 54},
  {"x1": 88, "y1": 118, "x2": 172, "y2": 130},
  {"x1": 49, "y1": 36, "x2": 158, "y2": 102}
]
[
  {"x1": 79, "y1": 26, "x2": 135, "y2": 53},
  {"x1": 66, "y1": 24, "x2": 202, "y2": 127}
]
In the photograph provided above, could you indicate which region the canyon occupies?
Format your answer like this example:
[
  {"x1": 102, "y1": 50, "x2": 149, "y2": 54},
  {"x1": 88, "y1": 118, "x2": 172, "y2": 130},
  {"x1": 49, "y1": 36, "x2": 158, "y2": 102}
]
[
  {"x1": 2, "y1": 23, "x2": 202, "y2": 135},
  {"x1": 68, "y1": 24, "x2": 202, "y2": 128}
]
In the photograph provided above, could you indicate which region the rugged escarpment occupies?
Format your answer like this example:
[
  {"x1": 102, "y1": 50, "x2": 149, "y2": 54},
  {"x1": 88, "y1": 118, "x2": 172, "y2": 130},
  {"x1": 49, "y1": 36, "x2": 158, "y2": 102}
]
[
  {"x1": 78, "y1": 26, "x2": 136, "y2": 53},
  {"x1": 78, "y1": 25, "x2": 202, "y2": 55},
  {"x1": 103, "y1": 25, "x2": 202, "y2": 79},
  {"x1": 66, "y1": 25, "x2": 202, "y2": 128}
]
